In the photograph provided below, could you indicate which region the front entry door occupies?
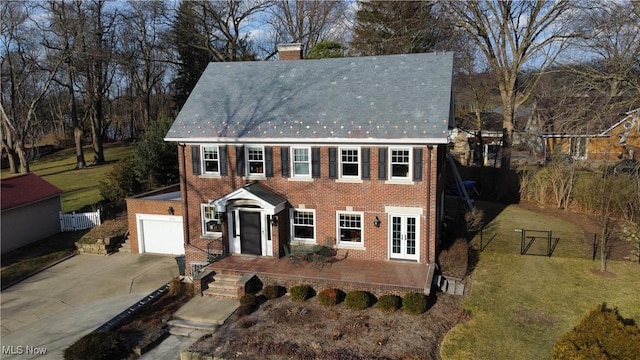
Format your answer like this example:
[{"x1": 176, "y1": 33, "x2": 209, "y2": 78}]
[
  {"x1": 389, "y1": 215, "x2": 419, "y2": 261},
  {"x1": 240, "y1": 211, "x2": 262, "y2": 255}
]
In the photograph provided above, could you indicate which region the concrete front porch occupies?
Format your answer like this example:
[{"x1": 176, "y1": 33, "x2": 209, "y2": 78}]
[{"x1": 203, "y1": 254, "x2": 436, "y2": 297}]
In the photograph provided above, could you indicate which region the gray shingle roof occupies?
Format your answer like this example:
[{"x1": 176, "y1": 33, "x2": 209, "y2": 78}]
[{"x1": 166, "y1": 52, "x2": 453, "y2": 145}]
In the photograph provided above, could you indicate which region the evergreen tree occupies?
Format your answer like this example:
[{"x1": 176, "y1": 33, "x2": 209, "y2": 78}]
[
  {"x1": 171, "y1": 1, "x2": 212, "y2": 109},
  {"x1": 306, "y1": 41, "x2": 346, "y2": 59},
  {"x1": 134, "y1": 117, "x2": 179, "y2": 188},
  {"x1": 351, "y1": 1, "x2": 454, "y2": 56}
]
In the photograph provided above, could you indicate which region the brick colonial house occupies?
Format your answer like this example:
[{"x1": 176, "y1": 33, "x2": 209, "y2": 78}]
[{"x1": 157, "y1": 46, "x2": 453, "y2": 294}]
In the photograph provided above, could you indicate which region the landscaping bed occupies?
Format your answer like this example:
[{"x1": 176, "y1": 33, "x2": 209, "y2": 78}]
[{"x1": 188, "y1": 292, "x2": 465, "y2": 359}]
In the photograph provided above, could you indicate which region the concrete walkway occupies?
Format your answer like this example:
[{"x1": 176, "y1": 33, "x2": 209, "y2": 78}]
[
  {"x1": 1, "y1": 252, "x2": 178, "y2": 359},
  {"x1": 139, "y1": 296, "x2": 239, "y2": 359}
]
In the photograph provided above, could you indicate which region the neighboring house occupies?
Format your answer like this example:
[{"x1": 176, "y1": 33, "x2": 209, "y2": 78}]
[
  {"x1": 1, "y1": 173, "x2": 63, "y2": 254},
  {"x1": 527, "y1": 97, "x2": 640, "y2": 162},
  {"x1": 162, "y1": 45, "x2": 454, "y2": 292},
  {"x1": 449, "y1": 108, "x2": 531, "y2": 165}
]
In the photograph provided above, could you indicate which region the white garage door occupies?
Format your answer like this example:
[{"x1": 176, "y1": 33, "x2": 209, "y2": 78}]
[{"x1": 137, "y1": 214, "x2": 185, "y2": 255}]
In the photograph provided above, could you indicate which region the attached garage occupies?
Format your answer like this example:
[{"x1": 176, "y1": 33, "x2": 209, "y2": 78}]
[{"x1": 136, "y1": 214, "x2": 185, "y2": 255}]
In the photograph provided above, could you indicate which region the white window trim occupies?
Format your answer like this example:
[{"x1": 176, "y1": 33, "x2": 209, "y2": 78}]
[
  {"x1": 201, "y1": 204, "x2": 222, "y2": 236},
  {"x1": 389, "y1": 147, "x2": 412, "y2": 181},
  {"x1": 201, "y1": 145, "x2": 220, "y2": 175},
  {"x1": 336, "y1": 211, "x2": 364, "y2": 248},
  {"x1": 570, "y1": 137, "x2": 588, "y2": 160},
  {"x1": 246, "y1": 145, "x2": 266, "y2": 177},
  {"x1": 290, "y1": 208, "x2": 316, "y2": 243},
  {"x1": 291, "y1": 146, "x2": 312, "y2": 179},
  {"x1": 338, "y1": 146, "x2": 361, "y2": 180}
]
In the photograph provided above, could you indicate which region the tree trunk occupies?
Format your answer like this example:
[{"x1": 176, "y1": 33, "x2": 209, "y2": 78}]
[
  {"x1": 91, "y1": 96, "x2": 105, "y2": 164},
  {"x1": 68, "y1": 66, "x2": 86, "y2": 170},
  {"x1": 15, "y1": 140, "x2": 29, "y2": 173}
]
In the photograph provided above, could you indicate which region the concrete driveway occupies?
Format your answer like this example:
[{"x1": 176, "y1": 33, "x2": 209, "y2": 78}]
[{"x1": 1, "y1": 252, "x2": 179, "y2": 359}]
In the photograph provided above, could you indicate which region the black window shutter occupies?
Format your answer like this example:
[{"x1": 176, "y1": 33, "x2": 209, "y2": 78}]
[
  {"x1": 362, "y1": 148, "x2": 370, "y2": 179},
  {"x1": 413, "y1": 148, "x2": 423, "y2": 181},
  {"x1": 312, "y1": 147, "x2": 321, "y2": 178},
  {"x1": 219, "y1": 146, "x2": 228, "y2": 176},
  {"x1": 328, "y1": 147, "x2": 337, "y2": 179},
  {"x1": 236, "y1": 146, "x2": 245, "y2": 176},
  {"x1": 281, "y1": 147, "x2": 290, "y2": 177},
  {"x1": 378, "y1": 147, "x2": 387, "y2": 180},
  {"x1": 265, "y1": 147, "x2": 274, "y2": 177},
  {"x1": 191, "y1": 145, "x2": 200, "y2": 175}
]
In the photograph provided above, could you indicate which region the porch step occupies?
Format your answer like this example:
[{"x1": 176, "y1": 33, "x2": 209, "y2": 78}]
[
  {"x1": 167, "y1": 319, "x2": 218, "y2": 338},
  {"x1": 202, "y1": 274, "x2": 244, "y2": 299}
]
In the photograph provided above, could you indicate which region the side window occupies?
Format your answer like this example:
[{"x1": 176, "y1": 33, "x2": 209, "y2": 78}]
[
  {"x1": 339, "y1": 147, "x2": 360, "y2": 179},
  {"x1": 202, "y1": 146, "x2": 219, "y2": 174},
  {"x1": 201, "y1": 204, "x2": 222, "y2": 235},
  {"x1": 246, "y1": 146, "x2": 265, "y2": 176}
]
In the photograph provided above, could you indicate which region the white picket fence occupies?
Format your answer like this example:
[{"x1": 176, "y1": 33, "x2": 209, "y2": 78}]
[{"x1": 59, "y1": 210, "x2": 102, "y2": 231}]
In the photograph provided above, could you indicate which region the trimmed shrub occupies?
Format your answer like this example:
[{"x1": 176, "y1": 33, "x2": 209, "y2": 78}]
[
  {"x1": 552, "y1": 304, "x2": 640, "y2": 359},
  {"x1": 262, "y1": 285, "x2": 284, "y2": 300},
  {"x1": 345, "y1": 290, "x2": 373, "y2": 310},
  {"x1": 376, "y1": 294, "x2": 401, "y2": 312},
  {"x1": 239, "y1": 293, "x2": 257, "y2": 307},
  {"x1": 403, "y1": 293, "x2": 428, "y2": 314},
  {"x1": 439, "y1": 238, "x2": 468, "y2": 278},
  {"x1": 235, "y1": 304, "x2": 254, "y2": 317},
  {"x1": 317, "y1": 288, "x2": 340, "y2": 307},
  {"x1": 289, "y1": 285, "x2": 313, "y2": 302},
  {"x1": 64, "y1": 331, "x2": 127, "y2": 360}
]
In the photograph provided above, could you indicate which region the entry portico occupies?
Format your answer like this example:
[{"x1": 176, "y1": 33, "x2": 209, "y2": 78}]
[{"x1": 211, "y1": 182, "x2": 287, "y2": 257}]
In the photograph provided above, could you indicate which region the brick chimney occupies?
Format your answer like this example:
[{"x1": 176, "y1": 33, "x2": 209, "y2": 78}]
[{"x1": 277, "y1": 43, "x2": 304, "y2": 60}]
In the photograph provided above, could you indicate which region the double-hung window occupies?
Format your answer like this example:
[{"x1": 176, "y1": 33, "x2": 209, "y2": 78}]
[
  {"x1": 201, "y1": 204, "x2": 222, "y2": 235},
  {"x1": 246, "y1": 146, "x2": 265, "y2": 176},
  {"x1": 337, "y1": 211, "x2": 363, "y2": 246},
  {"x1": 291, "y1": 209, "x2": 315, "y2": 242},
  {"x1": 339, "y1": 147, "x2": 360, "y2": 179},
  {"x1": 390, "y1": 148, "x2": 411, "y2": 180},
  {"x1": 292, "y1": 147, "x2": 311, "y2": 178},
  {"x1": 202, "y1": 146, "x2": 219, "y2": 174}
]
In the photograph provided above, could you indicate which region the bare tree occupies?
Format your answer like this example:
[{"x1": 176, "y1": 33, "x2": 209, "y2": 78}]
[
  {"x1": 445, "y1": 1, "x2": 579, "y2": 201},
  {"x1": 1, "y1": 2, "x2": 63, "y2": 173},
  {"x1": 262, "y1": 0, "x2": 349, "y2": 59},
  {"x1": 43, "y1": 0, "x2": 87, "y2": 169},
  {"x1": 119, "y1": 0, "x2": 172, "y2": 138},
  {"x1": 567, "y1": 0, "x2": 640, "y2": 103}
]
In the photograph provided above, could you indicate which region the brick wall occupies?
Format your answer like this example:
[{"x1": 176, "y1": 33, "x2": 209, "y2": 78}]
[
  {"x1": 125, "y1": 185, "x2": 182, "y2": 254},
  {"x1": 179, "y1": 144, "x2": 442, "y2": 272}
]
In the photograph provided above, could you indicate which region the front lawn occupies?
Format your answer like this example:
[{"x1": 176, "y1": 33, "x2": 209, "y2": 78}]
[{"x1": 440, "y1": 203, "x2": 640, "y2": 360}]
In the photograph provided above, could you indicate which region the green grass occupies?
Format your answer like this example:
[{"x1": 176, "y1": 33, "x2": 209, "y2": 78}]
[
  {"x1": 440, "y1": 204, "x2": 640, "y2": 360},
  {"x1": 1, "y1": 143, "x2": 134, "y2": 212}
]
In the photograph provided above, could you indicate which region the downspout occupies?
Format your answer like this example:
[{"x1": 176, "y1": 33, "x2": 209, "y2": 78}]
[
  {"x1": 179, "y1": 144, "x2": 190, "y2": 246},
  {"x1": 426, "y1": 144, "x2": 433, "y2": 263}
]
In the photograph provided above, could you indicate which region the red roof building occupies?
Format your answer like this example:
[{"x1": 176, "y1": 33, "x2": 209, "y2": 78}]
[{"x1": 1, "y1": 173, "x2": 63, "y2": 253}]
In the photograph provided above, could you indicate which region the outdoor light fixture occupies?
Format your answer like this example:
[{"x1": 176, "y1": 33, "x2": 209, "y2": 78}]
[
  {"x1": 374, "y1": 216, "x2": 381, "y2": 227},
  {"x1": 270, "y1": 215, "x2": 278, "y2": 226},
  {"x1": 168, "y1": 206, "x2": 175, "y2": 215}
]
